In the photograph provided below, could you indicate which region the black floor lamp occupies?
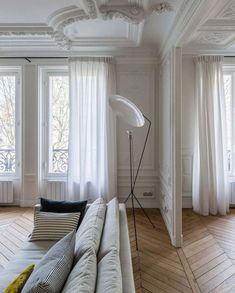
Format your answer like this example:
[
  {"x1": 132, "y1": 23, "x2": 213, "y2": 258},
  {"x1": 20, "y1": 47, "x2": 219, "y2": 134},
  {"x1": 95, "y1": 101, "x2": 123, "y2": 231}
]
[{"x1": 109, "y1": 95, "x2": 156, "y2": 250}]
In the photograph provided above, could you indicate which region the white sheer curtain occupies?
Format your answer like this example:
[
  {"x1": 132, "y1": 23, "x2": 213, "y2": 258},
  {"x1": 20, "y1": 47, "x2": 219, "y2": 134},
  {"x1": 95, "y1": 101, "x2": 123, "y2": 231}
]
[
  {"x1": 67, "y1": 57, "x2": 117, "y2": 202},
  {"x1": 193, "y1": 56, "x2": 229, "y2": 216}
]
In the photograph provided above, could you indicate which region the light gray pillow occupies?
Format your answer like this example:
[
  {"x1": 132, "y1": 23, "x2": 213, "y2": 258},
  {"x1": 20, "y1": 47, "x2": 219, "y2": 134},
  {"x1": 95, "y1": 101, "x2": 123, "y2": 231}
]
[
  {"x1": 96, "y1": 249, "x2": 122, "y2": 293},
  {"x1": 30, "y1": 211, "x2": 80, "y2": 241},
  {"x1": 62, "y1": 247, "x2": 97, "y2": 293},
  {"x1": 74, "y1": 197, "x2": 106, "y2": 262},
  {"x1": 22, "y1": 230, "x2": 76, "y2": 293},
  {"x1": 97, "y1": 197, "x2": 119, "y2": 262}
]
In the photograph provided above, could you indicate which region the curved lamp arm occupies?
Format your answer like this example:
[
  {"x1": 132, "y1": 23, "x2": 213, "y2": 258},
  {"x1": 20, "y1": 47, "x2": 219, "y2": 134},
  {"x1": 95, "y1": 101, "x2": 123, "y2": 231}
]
[{"x1": 133, "y1": 114, "x2": 151, "y2": 190}]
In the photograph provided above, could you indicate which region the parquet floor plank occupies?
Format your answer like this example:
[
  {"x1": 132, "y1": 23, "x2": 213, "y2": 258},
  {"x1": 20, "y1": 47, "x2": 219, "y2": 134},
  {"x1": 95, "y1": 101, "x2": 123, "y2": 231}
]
[
  {"x1": 0, "y1": 207, "x2": 33, "y2": 270},
  {"x1": 182, "y1": 208, "x2": 235, "y2": 293}
]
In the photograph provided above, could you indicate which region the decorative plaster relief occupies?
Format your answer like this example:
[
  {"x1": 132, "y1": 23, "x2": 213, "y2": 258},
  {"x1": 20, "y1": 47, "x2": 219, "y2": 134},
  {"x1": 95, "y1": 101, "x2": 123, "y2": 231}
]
[
  {"x1": 52, "y1": 32, "x2": 71, "y2": 50},
  {"x1": 100, "y1": 2, "x2": 174, "y2": 24},
  {"x1": 0, "y1": 31, "x2": 52, "y2": 37},
  {"x1": 150, "y1": 2, "x2": 174, "y2": 14},
  {"x1": 195, "y1": 32, "x2": 232, "y2": 45},
  {"x1": 220, "y1": 3, "x2": 235, "y2": 19},
  {"x1": 99, "y1": 3, "x2": 146, "y2": 23},
  {"x1": 85, "y1": 0, "x2": 98, "y2": 18}
]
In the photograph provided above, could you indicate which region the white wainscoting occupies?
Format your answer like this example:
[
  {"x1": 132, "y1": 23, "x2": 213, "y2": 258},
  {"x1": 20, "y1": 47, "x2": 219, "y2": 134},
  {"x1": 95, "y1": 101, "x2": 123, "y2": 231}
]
[{"x1": 182, "y1": 148, "x2": 193, "y2": 208}]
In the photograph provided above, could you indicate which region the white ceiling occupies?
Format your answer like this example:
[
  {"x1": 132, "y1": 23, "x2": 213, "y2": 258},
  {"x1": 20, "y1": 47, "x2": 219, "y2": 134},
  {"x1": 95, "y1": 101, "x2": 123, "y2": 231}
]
[{"x1": 0, "y1": 0, "x2": 183, "y2": 54}]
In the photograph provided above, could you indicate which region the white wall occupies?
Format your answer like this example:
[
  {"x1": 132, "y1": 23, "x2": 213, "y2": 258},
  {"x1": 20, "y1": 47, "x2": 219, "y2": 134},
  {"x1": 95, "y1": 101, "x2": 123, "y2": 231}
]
[
  {"x1": 182, "y1": 57, "x2": 195, "y2": 208},
  {"x1": 0, "y1": 59, "x2": 159, "y2": 208},
  {"x1": 116, "y1": 62, "x2": 159, "y2": 208}
]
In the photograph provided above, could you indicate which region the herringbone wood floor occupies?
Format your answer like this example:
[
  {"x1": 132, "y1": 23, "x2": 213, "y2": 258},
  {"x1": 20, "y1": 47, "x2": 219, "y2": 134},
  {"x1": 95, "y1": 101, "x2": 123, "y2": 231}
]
[
  {"x1": 127, "y1": 208, "x2": 235, "y2": 293},
  {"x1": 1, "y1": 207, "x2": 235, "y2": 292}
]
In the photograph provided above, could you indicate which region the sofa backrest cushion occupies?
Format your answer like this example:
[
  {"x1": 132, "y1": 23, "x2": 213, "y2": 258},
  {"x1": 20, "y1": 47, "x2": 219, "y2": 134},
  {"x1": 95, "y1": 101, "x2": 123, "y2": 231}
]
[
  {"x1": 62, "y1": 247, "x2": 97, "y2": 293},
  {"x1": 96, "y1": 249, "x2": 122, "y2": 293},
  {"x1": 40, "y1": 197, "x2": 87, "y2": 227},
  {"x1": 74, "y1": 197, "x2": 106, "y2": 262},
  {"x1": 22, "y1": 230, "x2": 76, "y2": 293},
  {"x1": 97, "y1": 197, "x2": 120, "y2": 262}
]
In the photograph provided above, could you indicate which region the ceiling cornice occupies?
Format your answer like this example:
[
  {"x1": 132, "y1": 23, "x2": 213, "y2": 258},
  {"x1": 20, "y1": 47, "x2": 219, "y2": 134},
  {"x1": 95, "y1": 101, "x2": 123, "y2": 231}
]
[{"x1": 0, "y1": 0, "x2": 174, "y2": 52}]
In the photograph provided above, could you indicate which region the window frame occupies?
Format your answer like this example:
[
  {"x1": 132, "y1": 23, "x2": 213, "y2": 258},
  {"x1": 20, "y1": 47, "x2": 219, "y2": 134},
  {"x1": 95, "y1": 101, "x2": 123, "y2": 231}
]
[
  {"x1": 39, "y1": 66, "x2": 69, "y2": 181},
  {"x1": 0, "y1": 66, "x2": 21, "y2": 179},
  {"x1": 224, "y1": 65, "x2": 235, "y2": 179}
]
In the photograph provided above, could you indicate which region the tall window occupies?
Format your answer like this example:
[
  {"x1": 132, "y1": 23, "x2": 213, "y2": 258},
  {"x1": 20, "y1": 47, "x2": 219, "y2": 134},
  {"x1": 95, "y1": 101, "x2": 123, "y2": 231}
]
[
  {"x1": 40, "y1": 67, "x2": 69, "y2": 178},
  {"x1": 0, "y1": 67, "x2": 21, "y2": 176},
  {"x1": 224, "y1": 72, "x2": 232, "y2": 173}
]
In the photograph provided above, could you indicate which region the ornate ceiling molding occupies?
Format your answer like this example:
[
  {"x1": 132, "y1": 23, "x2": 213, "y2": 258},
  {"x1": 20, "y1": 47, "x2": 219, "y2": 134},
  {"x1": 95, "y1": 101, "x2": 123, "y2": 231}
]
[
  {"x1": 150, "y1": 2, "x2": 174, "y2": 15},
  {"x1": 85, "y1": 0, "x2": 98, "y2": 18},
  {"x1": 0, "y1": 31, "x2": 52, "y2": 37},
  {"x1": 0, "y1": 0, "x2": 175, "y2": 51},
  {"x1": 99, "y1": 2, "x2": 174, "y2": 24},
  {"x1": 52, "y1": 32, "x2": 71, "y2": 50},
  {"x1": 183, "y1": 1, "x2": 235, "y2": 52},
  {"x1": 99, "y1": 4, "x2": 145, "y2": 24},
  {"x1": 219, "y1": 2, "x2": 235, "y2": 19},
  {"x1": 195, "y1": 32, "x2": 232, "y2": 45},
  {"x1": 48, "y1": 6, "x2": 89, "y2": 31}
]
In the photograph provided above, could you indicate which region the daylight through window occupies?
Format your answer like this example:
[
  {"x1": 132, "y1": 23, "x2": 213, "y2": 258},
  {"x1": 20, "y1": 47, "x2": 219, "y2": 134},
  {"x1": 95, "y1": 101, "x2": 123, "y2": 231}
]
[{"x1": 48, "y1": 75, "x2": 69, "y2": 174}]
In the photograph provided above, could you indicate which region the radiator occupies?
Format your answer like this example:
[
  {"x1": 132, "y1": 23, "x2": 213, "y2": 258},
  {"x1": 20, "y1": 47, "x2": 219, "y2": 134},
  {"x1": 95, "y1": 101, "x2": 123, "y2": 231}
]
[
  {"x1": 46, "y1": 181, "x2": 66, "y2": 201},
  {"x1": 0, "y1": 181, "x2": 13, "y2": 203}
]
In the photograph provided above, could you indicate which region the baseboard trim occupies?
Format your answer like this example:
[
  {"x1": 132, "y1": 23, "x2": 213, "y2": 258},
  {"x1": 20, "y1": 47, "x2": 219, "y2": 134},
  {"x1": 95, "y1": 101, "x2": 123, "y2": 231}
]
[
  {"x1": 20, "y1": 199, "x2": 37, "y2": 207},
  {"x1": 119, "y1": 198, "x2": 159, "y2": 208}
]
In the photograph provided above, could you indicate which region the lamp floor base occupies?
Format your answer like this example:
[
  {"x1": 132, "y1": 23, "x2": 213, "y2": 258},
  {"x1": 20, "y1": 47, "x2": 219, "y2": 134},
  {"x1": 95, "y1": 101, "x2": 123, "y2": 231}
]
[{"x1": 124, "y1": 192, "x2": 156, "y2": 251}]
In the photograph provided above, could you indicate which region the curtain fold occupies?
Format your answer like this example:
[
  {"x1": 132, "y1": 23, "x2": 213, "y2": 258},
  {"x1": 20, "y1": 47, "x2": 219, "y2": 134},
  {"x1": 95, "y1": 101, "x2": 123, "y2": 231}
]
[
  {"x1": 67, "y1": 57, "x2": 117, "y2": 202},
  {"x1": 193, "y1": 56, "x2": 229, "y2": 216}
]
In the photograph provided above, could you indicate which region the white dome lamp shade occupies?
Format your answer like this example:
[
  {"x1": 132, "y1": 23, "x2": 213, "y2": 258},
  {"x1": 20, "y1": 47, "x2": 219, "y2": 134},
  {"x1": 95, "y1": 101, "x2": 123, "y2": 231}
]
[{"x1": 109, "y1": 95, "x2": 145, "y2": 127}]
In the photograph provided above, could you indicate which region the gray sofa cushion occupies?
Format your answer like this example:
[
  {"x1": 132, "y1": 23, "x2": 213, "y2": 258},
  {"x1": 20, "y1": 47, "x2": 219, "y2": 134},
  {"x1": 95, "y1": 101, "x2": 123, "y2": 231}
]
[
  {"x1": 74, "y1": 197, "x2": 106, "y2": 262},
  {"x1": 62, "y1": 247, "x2": 97, "y2": 293},
  {"x1": 96, "y1": 249, "x2": 122, "y2": 293},
  {"x1": 22, "y1": 230, "x2": 76, "y2": 293},
  {"x1": 97, "y1": 198, "x2": 120, "y2": 262}
]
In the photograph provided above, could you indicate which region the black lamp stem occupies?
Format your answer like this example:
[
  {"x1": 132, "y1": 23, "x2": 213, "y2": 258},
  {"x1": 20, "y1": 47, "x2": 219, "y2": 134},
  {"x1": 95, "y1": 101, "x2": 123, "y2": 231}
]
[{"x1": 124, "y1": 115, "x2": 155, "y2": 251}]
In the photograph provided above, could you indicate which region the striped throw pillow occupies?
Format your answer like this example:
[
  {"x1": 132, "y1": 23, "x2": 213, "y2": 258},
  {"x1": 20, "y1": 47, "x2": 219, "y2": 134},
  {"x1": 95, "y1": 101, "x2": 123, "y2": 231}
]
[{"x1": 30, "y1": 211, "x2": 80, "y2": 241}]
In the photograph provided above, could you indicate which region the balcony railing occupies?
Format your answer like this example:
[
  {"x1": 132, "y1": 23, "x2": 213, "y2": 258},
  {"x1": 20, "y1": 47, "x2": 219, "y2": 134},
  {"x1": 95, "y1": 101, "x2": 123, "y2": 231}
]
[
  {"x1": 52, "y1": 149, "x2": 68, "y2": 173},
  {"x1": 0, "y1": 149, "x2": 15, "y2": 173}
]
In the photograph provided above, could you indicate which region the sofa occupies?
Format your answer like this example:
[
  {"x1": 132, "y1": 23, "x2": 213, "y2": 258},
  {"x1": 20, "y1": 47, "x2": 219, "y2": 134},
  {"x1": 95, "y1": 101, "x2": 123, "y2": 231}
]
[{"x1": 0, "y1": 198, "x2": 135, "y2": 293}]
